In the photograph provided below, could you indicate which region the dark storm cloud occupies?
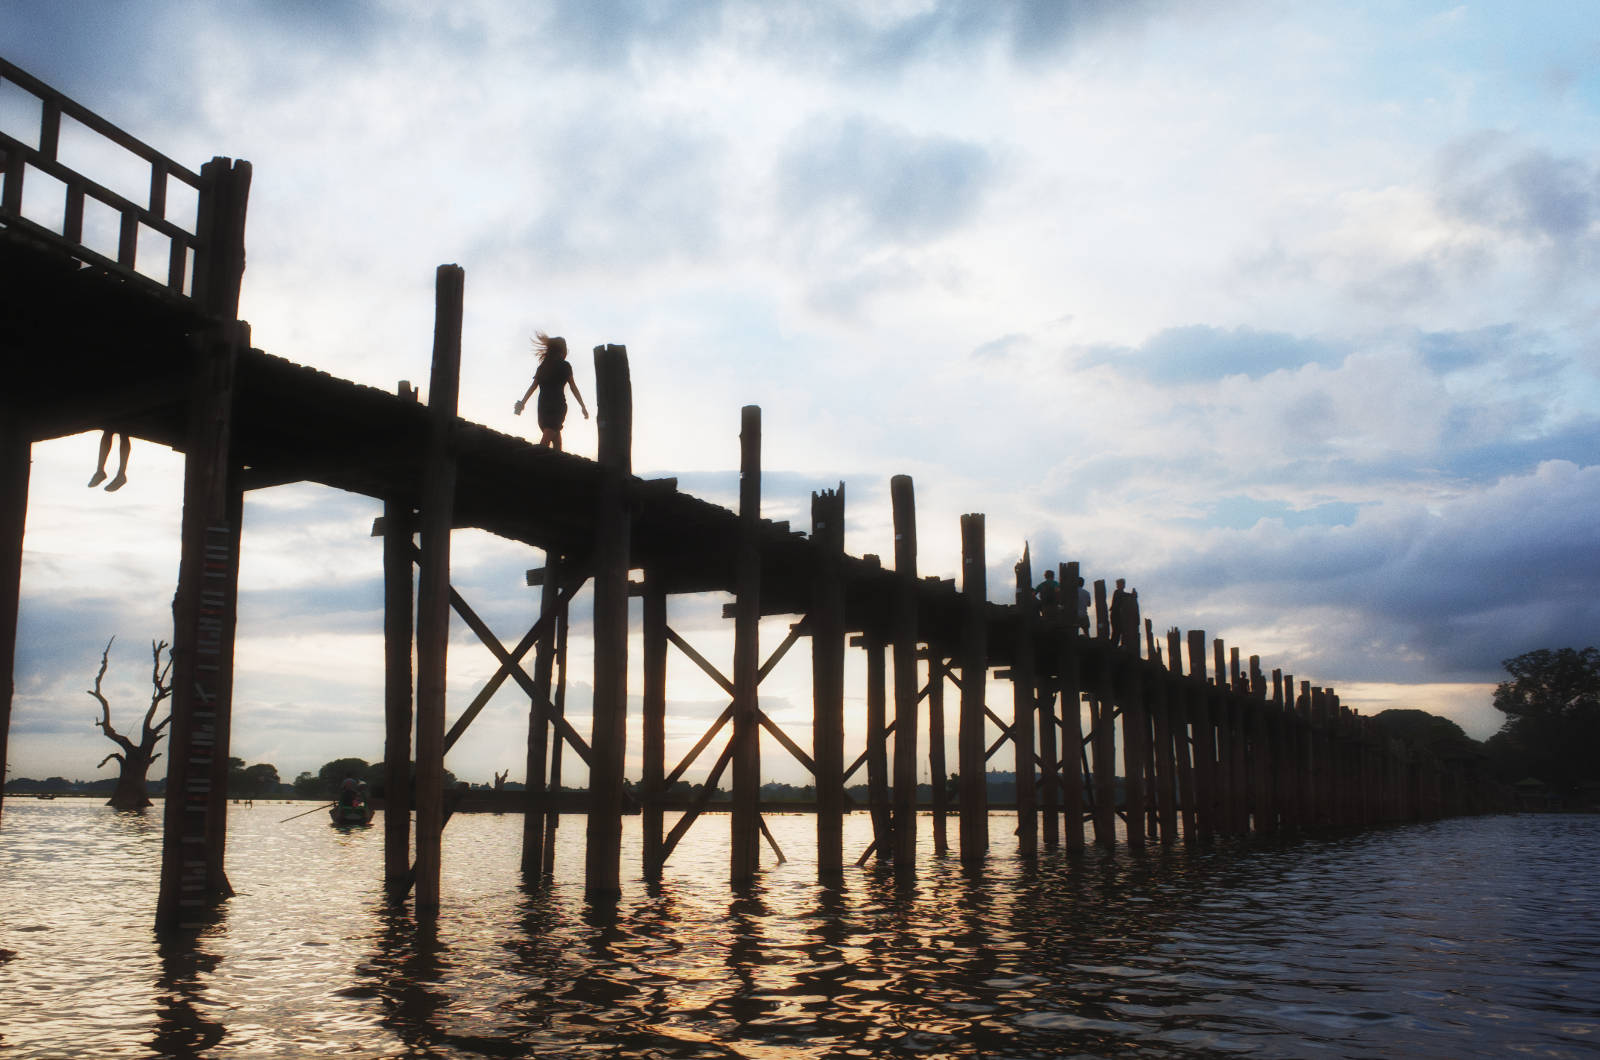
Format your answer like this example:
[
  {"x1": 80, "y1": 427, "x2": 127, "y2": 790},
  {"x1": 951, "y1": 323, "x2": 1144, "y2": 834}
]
[
  {"x1": 1145, "y1": 461, "x2": 1600, "y2": 682},
  {"x1": 1085, "y1": 325, "x2": 1341, "y2": 384},
  {"x1": 777, "y1": 115, "x2": 993, "y2": 245}
]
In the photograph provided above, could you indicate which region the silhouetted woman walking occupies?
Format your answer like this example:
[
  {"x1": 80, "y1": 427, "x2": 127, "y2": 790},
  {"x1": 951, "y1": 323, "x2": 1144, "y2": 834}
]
[{"x1": 514, "y1": 331, "x2": 588, "y2": 450}]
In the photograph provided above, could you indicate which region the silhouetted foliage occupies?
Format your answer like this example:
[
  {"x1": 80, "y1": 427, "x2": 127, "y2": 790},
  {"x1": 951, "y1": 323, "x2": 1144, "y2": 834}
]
[
  {"x1": 1489, "y1": 647, "x2": 1600, "y2": 799},
  {"x1": 1369, "y1": 709, "x2": 1484, "y2": 763},
  {"x1": 293, "y1": 758, "x2": 455, "y2": 800},
  {"x1": 226, "y1": 757, "x2": 282, "y2": 797}
]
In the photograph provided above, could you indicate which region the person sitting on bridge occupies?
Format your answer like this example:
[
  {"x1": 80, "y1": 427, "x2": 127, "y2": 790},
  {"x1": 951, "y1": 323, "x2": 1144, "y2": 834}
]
[
  {"x1": 1035, "y1": 569, "x2": 1061, "y2": 618},
  {"x1": 513, "y1": 332, "x2": 589, "y2": 451},
  {"x1": 86, "y1": 430, "x2": 130, "y2": 492}
]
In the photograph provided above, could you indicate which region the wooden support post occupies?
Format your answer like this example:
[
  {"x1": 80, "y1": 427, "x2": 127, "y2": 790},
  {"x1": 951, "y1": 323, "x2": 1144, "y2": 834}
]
[
  {"x1": 1120, "y1": 658, "x2": 1147, "y2": 851},
  {"x1": 890, "y1": 475, "x2": 919, "y2": 869},
  {"x1": 1036, "y1": 676, "x2": 1059, "y2": 849},
  {"x1": 810, "y1": 485, "x2": 846, "y2": 878},
  {"x1": 0, "y1": 403, "x2": 28, "y2": 828},
  {"x1": 730, "y1": 405, "x2": 763, "y2": 887},
  {"x1": 865, "y1": 635, "x2": 891, "y2": 857},
  {"x1": 1058, "y1": 561, "x2": 1085, "y2": 853},
  {"x1": 413, "y1": 265, "x2": 464, "y2": 914},
  {"x1": 1299, "y1": 680, "x2": 1316, "y2": 826},
  {"x1": 523, "y1": 551, "x2": 563, "y2": 878},
  {"x1": 1209, "y1": 639, "x2": 1233, "y2": 835},
  {"x1": 1167, "y1": 628, "x2": 1196, "y2": 843},
  {"x1": 1186, "y1": 631, "x2": 1215, "y2": 840},
  {"x1": 154, "y1": 156, "x2": 250, "y2": 934},
  {"x1": 382, "y1": 492, "x2": 414, "y2": 887},
  {"x1": 1012, "y1": 546, "x2": 1038, "y2": 860},
  {"x1": 957, "y1": 513, "x2": 988, "y2": 863},
  {"x1": 1089, "y1": 650, "x2": 1117, "y2": 847},
  {"x1": 928, "y1": 657, "x2": 950, "y2": 856},
  {"x1": 156, "y1": 322, "x2": 247, "y2": 931},
  {"x1": 586, "y1": 344, "x2": 632, "y2": 901},
  {"x1": 544, "y1": 590, "x2": 571, "y2": 877},
  {"x1": 641, "y1": 570, "x2": 667, "y2": 879}
]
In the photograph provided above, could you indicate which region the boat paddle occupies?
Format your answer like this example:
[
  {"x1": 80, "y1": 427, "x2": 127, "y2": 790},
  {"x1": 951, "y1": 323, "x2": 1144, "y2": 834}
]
[{"x1": 279, "y1": 802, "x2": 337, "y2": 823}]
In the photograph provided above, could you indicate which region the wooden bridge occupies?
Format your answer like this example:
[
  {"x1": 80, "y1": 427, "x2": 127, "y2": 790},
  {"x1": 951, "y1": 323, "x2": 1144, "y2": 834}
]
[{"x1": 0, "y1": 58, "x2": 1498, "y2": 933}]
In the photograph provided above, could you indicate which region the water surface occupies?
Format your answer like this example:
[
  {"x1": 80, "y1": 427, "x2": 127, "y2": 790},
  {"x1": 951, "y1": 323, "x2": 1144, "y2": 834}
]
[{"x1": 1, "y1": 802, "x2": 1595, "y2": 1058}]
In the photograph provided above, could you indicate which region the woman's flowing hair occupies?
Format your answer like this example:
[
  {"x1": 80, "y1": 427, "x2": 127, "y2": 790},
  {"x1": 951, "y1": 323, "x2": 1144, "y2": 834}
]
[{"x1": 532, "y1": 331, "x2": 567, "y2": 362}]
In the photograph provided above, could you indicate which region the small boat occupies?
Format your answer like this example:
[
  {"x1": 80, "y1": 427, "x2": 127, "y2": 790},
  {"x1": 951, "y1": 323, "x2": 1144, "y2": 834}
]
[{"x1": 330, "y1": 800, "x2": 375, "y2": 827}]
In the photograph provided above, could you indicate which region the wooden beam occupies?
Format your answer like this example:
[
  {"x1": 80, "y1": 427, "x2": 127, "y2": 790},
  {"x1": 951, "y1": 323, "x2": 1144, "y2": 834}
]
[
  {"x1": 1012, "y1": 545, "x2": 1038, "y2": 860},
  {"x1": 928, "y1": 656, "x2": 950, "y2": 856},
  {"x1": 731, "y1": 405, "x2": 762, "y2": 887},
  {"x1": 522, "y1": 549, "x2": 562, "y2": 879}
]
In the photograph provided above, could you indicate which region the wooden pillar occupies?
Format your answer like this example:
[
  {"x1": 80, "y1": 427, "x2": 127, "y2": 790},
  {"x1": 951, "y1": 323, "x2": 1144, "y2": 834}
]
[
  {"x1": 1011, "y1": 547, "x2": 1038, "y2": 860},
  {"x1": 585, "y1": 344, "x2": 632, "y2": 901},
  {"x1": 1036, "y1": 677, "x2": 1060, "y2": 850},
  {"x1": 382, "y1": 490, "x2": 414, "y2": 887},
  {"x1": 1149, "y1": 647, "x2": 1178, "y2": 844},
  {"x1": 1299, "y1": 681, "x2": 1316, "y2": 826},
  {"x1": 522, "y1": 554, "x2": 561, "y2": 878},
  {"x1": 957, "y1": 513, "x2": 987, "y2": 863},
  {"x1": 1168, "y1": 628, "x2": 1196, "y2": 842},
  {"x1": 865, "y1": 634, "x2": 891, "y2": 855},
  {"x1": 543, "y1": 591, "x2": 571, "y2": 876},
  {"x1": 413, "y1": 265, "x2": 464, "y2": 914},
  {"x1": 154, "y1": 156, "x2": 250, "y2": 934},
  {"x1": 156, "y1": 322, "x2": 247, "y2": 931},
  {"x1": 1058, "y1": 564, "x2": 1085, "y2": 853},
  {"x1": 1209, "y1": 639, "x2": 1233, "y2": 835},
  {"x1": 810, "y1": 486, "x2": 846, "y2": 878},
  {"x1": 201, "y1": 483, "x2": 244, "y2": 896},
  {"x1": 1186, "y1": 631, "x2": 1215, "y2": 840},
  {"x1": 890, "y1": 475, "x2": 918, "y2": 869},
  {"x1": 0, "y1": 404, "x2": 29, "y2": 828},
  {"x1": 1120, "y1": 658, "x2": 1147, "y2": 851},
  {"x1": 730, "y1": 405, "x2": 762, "y2": 887},
  {"x1": 928, "y1": 655, "x2": 950, "y2": 856},
  {"x1": 641, "y1": 571, "x2": 667, "y2": 879}
]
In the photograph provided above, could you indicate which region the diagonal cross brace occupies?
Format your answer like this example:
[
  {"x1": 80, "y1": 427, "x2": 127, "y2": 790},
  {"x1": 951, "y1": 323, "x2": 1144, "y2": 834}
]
[{"x1": 434, "y1": 562, "x2": 593, "y2": 766}]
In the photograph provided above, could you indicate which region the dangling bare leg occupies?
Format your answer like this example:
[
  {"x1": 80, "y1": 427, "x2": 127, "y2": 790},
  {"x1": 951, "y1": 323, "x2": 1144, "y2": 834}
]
[
  {"x1": 88, "y1": 431, "x2": 113, "y2": 487},
  {"x1": 105, "y1": 435, "x2": 131, "y2": 491}
]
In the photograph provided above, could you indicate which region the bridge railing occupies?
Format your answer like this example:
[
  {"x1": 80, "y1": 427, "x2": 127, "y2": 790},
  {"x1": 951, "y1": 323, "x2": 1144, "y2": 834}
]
[{"x1": 0, "y1": 56, "x2": 203, "y2": 298}]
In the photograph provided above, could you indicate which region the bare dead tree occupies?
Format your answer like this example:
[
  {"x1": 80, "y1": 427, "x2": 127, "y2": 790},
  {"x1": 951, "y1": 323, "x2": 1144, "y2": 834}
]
[{"x1": 89, "y1": 637, "x2": 173, "y2": 810}]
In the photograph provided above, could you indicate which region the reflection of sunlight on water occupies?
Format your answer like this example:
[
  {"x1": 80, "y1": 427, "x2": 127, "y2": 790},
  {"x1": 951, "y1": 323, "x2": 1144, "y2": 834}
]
[{"x1": 1, "y1": 801, "x2": 1597, "y2": 1058}]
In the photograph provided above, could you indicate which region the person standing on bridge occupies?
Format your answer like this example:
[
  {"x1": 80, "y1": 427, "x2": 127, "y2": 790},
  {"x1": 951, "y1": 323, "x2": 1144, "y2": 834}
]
[
  {"x1": 87, "y1": 430, "x2": 130, "y2": 492},
  {"x1": 513, "y1": 331, "x2": 588, "y2": 451}
]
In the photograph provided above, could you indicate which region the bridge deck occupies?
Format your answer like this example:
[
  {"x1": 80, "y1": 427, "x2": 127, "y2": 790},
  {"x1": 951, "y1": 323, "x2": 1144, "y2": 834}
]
[{"x1": 1, "y1": 217, "x2": 1002, "y2": 660}]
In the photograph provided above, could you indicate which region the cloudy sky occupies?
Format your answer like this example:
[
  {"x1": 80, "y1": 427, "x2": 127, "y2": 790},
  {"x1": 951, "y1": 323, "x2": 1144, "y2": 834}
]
[{"x1": 4, "y1": 2, "x2": 1596, "y2": 790}]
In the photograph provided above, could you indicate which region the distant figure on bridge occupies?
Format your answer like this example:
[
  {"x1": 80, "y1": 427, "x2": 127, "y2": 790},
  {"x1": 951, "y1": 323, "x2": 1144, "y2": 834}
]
[
  {"x1": 1110, "y1": 579, "x2": 1138, "y2": 649},
  {"x1": 86, "y1": 431, "x2": 130, "y2": 492},
  {"x1": 1075, "y1": 576, "x2": 1091, "y2": 634},
  {"x1": 1035, "y1": 569, "x2": 1060, "y2": 617},
  {"x1": 513, "y1": 332, "x2": 588, "y2": 451}
]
